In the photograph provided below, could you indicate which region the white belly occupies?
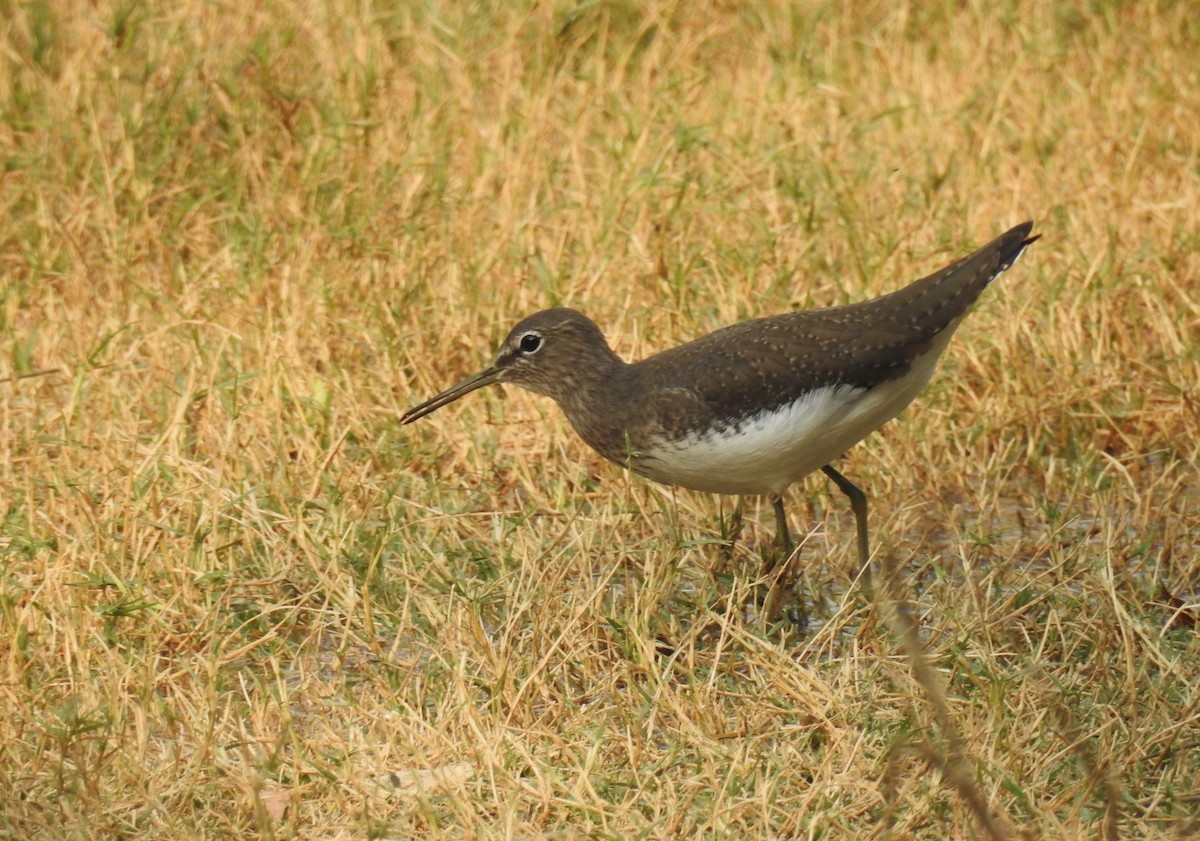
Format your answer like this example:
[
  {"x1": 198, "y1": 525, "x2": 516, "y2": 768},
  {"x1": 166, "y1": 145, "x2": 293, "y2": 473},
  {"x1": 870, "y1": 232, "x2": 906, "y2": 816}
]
[{"x1": 635, "y1": 339, "x2": 951, "y2": 496}]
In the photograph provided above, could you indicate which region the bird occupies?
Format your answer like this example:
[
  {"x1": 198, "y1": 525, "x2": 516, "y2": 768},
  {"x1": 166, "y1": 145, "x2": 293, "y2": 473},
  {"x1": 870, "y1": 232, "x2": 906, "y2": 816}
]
[{"x1": 402, "y1": 222, "x2": 1039, "y2": 617}]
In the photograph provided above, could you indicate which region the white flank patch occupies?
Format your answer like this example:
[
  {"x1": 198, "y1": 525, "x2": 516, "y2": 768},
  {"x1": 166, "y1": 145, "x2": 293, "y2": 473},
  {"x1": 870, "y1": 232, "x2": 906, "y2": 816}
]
[{"x1": 637, "y1": 332, "x2": 954, "y2": 496}]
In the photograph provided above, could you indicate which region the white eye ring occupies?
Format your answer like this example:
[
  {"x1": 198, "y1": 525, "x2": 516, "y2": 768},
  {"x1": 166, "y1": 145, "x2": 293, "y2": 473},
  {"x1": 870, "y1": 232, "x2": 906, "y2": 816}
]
[{"x1": 518, "y1": 332, "x2": 543, "y2": 354}]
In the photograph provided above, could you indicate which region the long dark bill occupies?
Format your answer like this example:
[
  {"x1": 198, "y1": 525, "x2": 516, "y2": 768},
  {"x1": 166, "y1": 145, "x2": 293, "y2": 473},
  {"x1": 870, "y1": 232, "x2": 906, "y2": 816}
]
[{"x1": 400, "y1": 366, "x2": 501, "y2": 424}]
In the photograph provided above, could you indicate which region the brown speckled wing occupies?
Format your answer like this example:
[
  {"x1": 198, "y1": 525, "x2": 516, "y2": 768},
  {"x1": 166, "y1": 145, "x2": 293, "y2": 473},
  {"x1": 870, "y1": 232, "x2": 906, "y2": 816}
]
[{"x1": 630, "y1": 222, "x2": 1038, "y2": 435}]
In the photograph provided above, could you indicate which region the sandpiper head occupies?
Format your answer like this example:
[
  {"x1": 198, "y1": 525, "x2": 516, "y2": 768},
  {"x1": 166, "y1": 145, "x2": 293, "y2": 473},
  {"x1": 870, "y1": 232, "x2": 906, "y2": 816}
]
[{"x1": 400, "y1": 308, "x2": 617, "y2": 424}]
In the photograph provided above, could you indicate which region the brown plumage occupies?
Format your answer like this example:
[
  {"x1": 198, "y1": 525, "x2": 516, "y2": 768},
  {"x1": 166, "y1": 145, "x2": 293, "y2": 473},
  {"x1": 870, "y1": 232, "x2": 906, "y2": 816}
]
[{"x1": 403, "y1": 222, "x2": 1039, "y2": 611}]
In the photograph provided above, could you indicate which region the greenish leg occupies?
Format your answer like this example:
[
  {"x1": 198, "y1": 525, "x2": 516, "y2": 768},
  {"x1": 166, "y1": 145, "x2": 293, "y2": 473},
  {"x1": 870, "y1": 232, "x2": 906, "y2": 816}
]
[
  {"x1": 718, "y1": 498, "x2": 746, "y2": 569},
  {"x1": 772, "y1": 494, "x2": 793, "y2": 556},
  {"x1": 821, "y1": 464, "x2": 872, "y2": 586},
  {"x1": 762, "y1": 494, "x2": 800, "y2": 624}
]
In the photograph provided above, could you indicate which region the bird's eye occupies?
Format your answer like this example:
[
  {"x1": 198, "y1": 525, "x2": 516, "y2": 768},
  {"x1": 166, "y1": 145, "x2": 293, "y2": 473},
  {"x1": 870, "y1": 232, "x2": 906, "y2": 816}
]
[{"x1": 518, "y1": 333, "x2": 542, "y2": 354}]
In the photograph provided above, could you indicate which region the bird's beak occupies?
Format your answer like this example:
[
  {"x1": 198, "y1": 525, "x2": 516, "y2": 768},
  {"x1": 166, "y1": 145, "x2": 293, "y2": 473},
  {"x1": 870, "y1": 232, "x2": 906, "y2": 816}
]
[{"x1": 401, "y1": 366, "x2": 502, "y2": 424}]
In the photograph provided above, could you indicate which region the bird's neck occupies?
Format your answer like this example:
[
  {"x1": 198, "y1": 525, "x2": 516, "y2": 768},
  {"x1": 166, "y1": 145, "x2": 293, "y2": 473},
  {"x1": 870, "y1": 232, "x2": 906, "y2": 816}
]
[{"x1": 549, "y1": 350, "x2": 636, "y2": 462}]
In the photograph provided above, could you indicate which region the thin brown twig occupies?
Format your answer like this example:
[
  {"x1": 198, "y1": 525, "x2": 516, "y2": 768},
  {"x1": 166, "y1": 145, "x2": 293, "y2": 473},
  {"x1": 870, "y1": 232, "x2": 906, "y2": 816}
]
[
  {"x1": 0, "y1": 367, "x2": 64, "y2": 384},
  {"x1": 877, "y1": 548, "x2": 1020, "y2": 841}
]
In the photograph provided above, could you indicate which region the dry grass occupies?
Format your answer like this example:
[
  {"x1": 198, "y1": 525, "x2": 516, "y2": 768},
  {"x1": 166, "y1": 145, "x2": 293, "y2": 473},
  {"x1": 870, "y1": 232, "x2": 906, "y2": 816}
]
[{"x1": 2, "y1": 0, "x2": 1199, "y2": 838}]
